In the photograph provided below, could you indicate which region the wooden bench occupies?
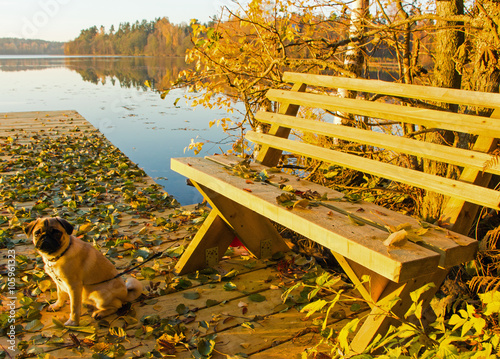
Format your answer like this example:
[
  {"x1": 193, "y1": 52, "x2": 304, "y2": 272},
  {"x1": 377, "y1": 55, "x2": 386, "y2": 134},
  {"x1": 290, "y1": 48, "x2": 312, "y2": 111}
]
[{"x1": 171, "y1": 72, "x2": 500, "y2": 353}]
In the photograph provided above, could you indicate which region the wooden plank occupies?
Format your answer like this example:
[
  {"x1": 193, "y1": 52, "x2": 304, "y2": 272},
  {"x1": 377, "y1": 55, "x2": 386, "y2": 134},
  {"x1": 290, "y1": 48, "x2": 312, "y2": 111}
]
[
  {"x1": 283, "y1": 72, "x2": 500, "y2": 109},
  {"x1": 246, "y1": 131, "x2": 500, "y2": 210},
  {"x1": 174, "y1": 293, "x2": 365, "y2": 359},
  {"x1": 207, "y1": 154, "x2": 478, "y2": 268},
  {"x1": 266, "y1": 89, "x2": 500, "y2": 138},
  {"x1": 256, "y1": 111, "x2": 500, "y2": 176},
  {"x1": 171, "y1": 157, "x2": 441, "y2": 283},
  {"x1": 256, "y1": 82, "x2": 308, "y2": 166}
]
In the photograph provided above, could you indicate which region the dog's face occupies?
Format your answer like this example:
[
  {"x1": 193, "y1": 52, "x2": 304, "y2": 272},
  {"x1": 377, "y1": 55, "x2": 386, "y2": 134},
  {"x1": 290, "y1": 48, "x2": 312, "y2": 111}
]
[{"x1": 25, "y1": 217, "x2": 74, "y2": 255}]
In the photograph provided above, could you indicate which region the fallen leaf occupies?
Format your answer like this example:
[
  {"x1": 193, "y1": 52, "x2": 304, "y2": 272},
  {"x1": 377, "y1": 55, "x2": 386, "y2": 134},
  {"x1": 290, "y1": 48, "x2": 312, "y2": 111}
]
[
  {"x1": 396, "y1": 223, "x2": 412, "y2": 231},
  {"x1": 414, "y1": 227, "x2": 429, "y2": 236},
  {"x1": 383, "y1": 229, "x2": 408, "y2": 247},
  {"x1": 243, "y1": 188, "x2": 252, "y2": 192},
  {"x1": 293, "y1": 198, "x2": 310, "y2": 209},
  {"x1": 249, "y1": 293, "x2": 266, "y2": 302},
  {"x1": 183, "y1": 292, "x2": 201, "y2": 300}
]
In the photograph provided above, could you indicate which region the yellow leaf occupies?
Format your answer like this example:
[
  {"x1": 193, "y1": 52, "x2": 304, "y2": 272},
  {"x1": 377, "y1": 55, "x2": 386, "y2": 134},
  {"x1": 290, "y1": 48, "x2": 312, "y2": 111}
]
[
  {"x1": 396, "y1": 223, "x2": 412, "y2": 231},
  {"x1": 414, "y1": 227, "x2": 429, "y2": 236},
  {"x1": 293, "y1": 199, "x2": 309, "y2": 209},
  {"x1": 383, "y1": 229, "x2": 408, "y2": 247}
]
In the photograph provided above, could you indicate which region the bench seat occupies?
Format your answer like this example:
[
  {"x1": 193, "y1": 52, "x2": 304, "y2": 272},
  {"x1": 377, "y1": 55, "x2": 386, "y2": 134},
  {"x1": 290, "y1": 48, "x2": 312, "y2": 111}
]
[{"x1": 172, "y1": 155, "x2": 476, "y2": 283}]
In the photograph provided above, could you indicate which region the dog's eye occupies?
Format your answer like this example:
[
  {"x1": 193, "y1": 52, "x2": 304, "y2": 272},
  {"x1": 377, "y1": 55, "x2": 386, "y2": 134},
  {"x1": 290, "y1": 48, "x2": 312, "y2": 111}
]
[{"x1": 34, "y1": 229, "x2": 42, "y2": 236}]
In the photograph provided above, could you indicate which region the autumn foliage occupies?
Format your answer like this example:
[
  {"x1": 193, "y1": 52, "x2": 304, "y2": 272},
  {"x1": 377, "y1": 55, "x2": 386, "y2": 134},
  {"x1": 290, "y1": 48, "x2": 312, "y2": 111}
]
[{"x1": 65, "y1": 18, "x2": 192, "y2": 57}]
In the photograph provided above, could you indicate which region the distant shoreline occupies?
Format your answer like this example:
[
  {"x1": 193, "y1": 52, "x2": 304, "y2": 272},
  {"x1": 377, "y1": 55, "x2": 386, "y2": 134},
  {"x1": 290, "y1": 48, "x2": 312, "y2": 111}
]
[{"x1": 0, "y1": 37, "x2": 65, "y2": 56}]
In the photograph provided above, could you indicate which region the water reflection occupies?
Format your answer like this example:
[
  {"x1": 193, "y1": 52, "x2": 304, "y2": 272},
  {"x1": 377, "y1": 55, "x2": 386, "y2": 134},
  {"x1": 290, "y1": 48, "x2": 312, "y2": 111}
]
[
  {"x1": 64, "y1": 56, "x2": 189, "y2": 91},
  {"x1": 0, "y1": 56, "x2": 188, "y2": 91},
  {"x1": 0, "y1": 56, "x2": 239, "y2": 205}
]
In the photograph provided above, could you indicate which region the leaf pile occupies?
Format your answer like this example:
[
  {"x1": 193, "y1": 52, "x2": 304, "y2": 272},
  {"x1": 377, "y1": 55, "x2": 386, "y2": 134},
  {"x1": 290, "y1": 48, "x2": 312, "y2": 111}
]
[{"x1": 0, "y1": 131, "x2": 180, "y2": 248}]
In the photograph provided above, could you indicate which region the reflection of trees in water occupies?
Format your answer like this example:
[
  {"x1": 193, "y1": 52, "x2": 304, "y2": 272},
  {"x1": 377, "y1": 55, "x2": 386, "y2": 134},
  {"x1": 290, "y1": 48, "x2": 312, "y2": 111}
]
[
  {"x1": 65, "y1": 57, "x2": 190, "y2": 91},
  {"x1": 0, "y1": 56, "x2": 190, "y2": 91},
  {"x1": 0, "y1": 58, "x2": 68, "y2": 72}
]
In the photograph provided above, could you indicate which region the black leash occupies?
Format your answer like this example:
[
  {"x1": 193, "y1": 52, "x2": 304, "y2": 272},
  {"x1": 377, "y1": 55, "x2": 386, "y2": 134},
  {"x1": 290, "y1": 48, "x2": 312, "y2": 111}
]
[
  {"x1": 114, "y1": 252, "x2": 163, "y2": 279},
  {"x1": 89, "y1": 251, "x2": 163, "y2": 286}
]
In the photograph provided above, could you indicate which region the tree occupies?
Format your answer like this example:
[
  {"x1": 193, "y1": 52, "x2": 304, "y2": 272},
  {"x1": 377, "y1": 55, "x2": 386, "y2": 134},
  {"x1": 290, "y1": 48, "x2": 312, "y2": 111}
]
[
  {"x1": 181, "y1": 0, "x2": 500, "y2": 221},
  {"x1": 65, "y1": 18, "x2": 192, "y2": 57}
]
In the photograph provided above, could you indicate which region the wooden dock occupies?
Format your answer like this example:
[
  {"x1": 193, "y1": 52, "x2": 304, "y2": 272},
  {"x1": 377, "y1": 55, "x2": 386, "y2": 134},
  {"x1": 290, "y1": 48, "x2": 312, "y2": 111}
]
[{"x1": 0, "y1": 111, "x2": 365, "y2": 358}]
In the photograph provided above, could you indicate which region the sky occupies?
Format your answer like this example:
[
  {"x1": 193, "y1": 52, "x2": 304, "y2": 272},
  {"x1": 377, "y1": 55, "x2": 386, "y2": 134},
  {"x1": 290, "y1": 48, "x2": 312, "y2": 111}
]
[{"x1": 0, "y1": 0, "x2": 242, "y2": 42}]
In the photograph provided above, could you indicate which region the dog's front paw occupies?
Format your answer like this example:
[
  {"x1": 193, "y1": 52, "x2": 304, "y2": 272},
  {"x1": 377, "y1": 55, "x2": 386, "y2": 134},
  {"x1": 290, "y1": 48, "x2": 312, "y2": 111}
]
[
  {"x1": 48, "y1": 303, "x2": 63, "y2": 312},
  {"x1": 64, "y1": 319, "x2": 78, "y2": 326}
]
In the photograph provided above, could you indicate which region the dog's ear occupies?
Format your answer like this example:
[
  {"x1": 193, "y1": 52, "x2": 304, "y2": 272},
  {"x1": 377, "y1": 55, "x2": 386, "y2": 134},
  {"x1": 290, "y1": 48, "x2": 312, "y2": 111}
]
[
  {"x1": 24, "y1": 220, "x2": 38, "y2": 237},
  {"x1": 56, "y1": 217, "x2": 74, "y2": 235}
]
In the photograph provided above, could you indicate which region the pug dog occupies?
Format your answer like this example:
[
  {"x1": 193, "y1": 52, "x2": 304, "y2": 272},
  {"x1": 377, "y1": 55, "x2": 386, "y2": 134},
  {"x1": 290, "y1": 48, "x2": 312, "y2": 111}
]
[{"x1": 25, "y1": 217, "x2": 142, "y2": 326}]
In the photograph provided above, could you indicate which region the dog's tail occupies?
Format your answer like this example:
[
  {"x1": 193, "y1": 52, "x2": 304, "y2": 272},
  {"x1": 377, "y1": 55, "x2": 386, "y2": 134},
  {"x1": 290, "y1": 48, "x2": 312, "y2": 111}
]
[{"x1": 125, "y1": 277, "x2": 143, "y2": 302}]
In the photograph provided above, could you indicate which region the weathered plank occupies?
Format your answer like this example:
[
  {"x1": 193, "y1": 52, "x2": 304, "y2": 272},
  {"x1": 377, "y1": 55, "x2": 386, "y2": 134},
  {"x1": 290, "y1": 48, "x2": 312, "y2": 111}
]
[
  {"x1": 256, "y1": 110, "x2": 500, "y2": 176},
  {"x1": 247, "y1": 131, "x2": 500, "y2": 210},
  {"x1": 283, "y1": 72, "x2": 500, "y2": 109},
  {"x1": 266, "y1": 89, "x2": 500, "y2": 138}
]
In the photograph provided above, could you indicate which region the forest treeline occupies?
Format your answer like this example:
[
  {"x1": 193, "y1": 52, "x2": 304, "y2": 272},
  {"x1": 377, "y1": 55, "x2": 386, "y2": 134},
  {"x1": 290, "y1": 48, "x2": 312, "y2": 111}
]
[
  {"x1": 0, "y1": 38, "x2": 64, "y2": 55},
  {"x1": 64, "y1": 18, "x2": 193, "y2": 56}
]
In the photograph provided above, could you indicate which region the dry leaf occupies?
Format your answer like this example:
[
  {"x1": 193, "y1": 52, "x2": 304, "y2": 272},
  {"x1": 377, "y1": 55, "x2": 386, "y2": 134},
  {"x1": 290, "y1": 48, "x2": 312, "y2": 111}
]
[
  {"x1": 383, "y1": 229, "x2": 408, "y2": 247},
  {"x1": 123, "y1": 242, "x2": 135, "y2": 250},
  {"x1": 243, "y1": 188, "x2": 252, "y2": 192},
  {"x1": 396, "y1": 223, "x2": 412, "y2": 231},
  {"x1": 293, "y1": 198, "x2": 310, "y2": 209},
  {"x1": 414, "y1": 227, "x2": 429, "y2": 236},
  {"x1": 245, "y1": 179, "x2": 254, "y2": 184},
  {"x1": 373, "y1": 210, "x2": 388, "y2": 216}
]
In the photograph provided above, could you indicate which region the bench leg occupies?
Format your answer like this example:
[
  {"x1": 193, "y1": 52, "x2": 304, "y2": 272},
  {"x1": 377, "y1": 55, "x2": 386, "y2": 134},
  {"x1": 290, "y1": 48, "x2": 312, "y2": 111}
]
[
  {"x1": 174, "y1": 180, "x2": 291, "y2": 275},
  {"x1": 174, "y1": 209, "x2": 236, "y2": 275},
  {"x1": 348, "y1": 267, "x2": 449, "y2": 354},
  {"x1": 193, "y1": 183, "x2": 291, "y2": 258}
]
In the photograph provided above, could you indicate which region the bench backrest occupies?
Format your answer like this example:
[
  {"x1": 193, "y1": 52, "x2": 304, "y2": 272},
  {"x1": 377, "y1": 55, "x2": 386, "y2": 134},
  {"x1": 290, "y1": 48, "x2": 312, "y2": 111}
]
[{"x1": 247, "y1": 72, "x2": 500, "y2": 234}]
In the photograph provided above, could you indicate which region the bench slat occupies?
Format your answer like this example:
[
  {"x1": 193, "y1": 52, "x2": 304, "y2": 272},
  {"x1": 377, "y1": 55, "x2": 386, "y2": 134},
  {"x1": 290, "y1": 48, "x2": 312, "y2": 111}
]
[
  {"x1": 247, "y1": 131, "x2": 500, "y2": 210},
  {"x1": 266, "y1": 89, "x2": 500, "y2": 138},
  {"x1": 256, "y1": 111, "x2": 500, "y2": 176},
  {"x1": 283, "y1": 72, "x2": 500, "y2": 109},
  {"x1": 171, "y1": 157, "x2": 441, "y2": 283}
]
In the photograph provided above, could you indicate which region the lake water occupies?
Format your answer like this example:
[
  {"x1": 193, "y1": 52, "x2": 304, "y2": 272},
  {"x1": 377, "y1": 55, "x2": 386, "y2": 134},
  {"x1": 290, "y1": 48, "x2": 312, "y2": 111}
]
[{"x1": 0, "y1": 56, "x2": 244, "y2": 205}]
